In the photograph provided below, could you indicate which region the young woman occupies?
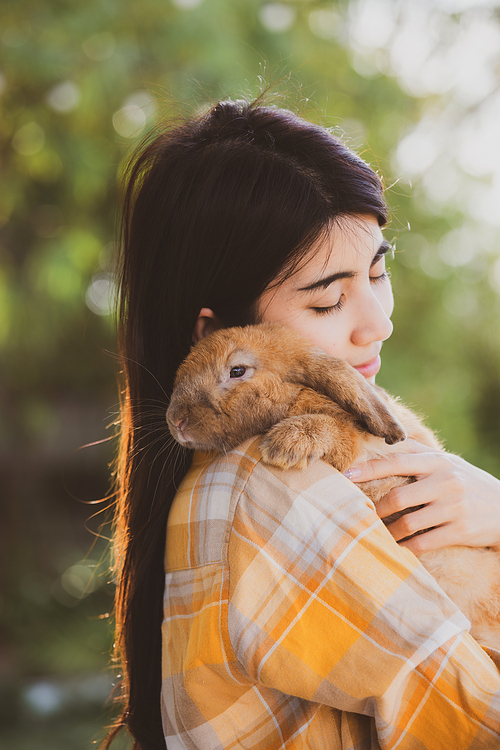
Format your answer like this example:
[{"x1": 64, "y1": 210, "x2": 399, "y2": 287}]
[{"x1": 105, "y1": 99, "x2": 500, "y2": 749}]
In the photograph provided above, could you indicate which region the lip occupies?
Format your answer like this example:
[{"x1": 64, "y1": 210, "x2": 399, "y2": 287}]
[{"x1": 352, "y1": 354, "x2": 381, "y2": 379}]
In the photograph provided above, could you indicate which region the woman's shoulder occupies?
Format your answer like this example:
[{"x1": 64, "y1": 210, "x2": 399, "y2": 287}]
[
  {"x1": 182, "y1": 436, "x2": 367, "y2": 510},
  {"x1": 228, "y1": 439, "x2": 383, "y2": 555},
  {"x1": 179, "y1": 436, "x2": 378, "y2": 531},
  {"x1": 166, "y1": 437, "x2": 374, "y2": 572}
]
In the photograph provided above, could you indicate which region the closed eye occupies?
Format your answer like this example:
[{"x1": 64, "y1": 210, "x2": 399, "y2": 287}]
[
  {"x1": 311, "y1": 296, "x2": 345, "y2": 316},
  {"x1": 370, "y1": 269, "x2": 391, "y2": 283}
]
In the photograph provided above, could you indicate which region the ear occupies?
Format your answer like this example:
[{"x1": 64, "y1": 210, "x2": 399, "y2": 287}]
[
  {"x1": 290, "y1": 352, "x2": 406, "y2": 445},
  {"x1": 192, "y1": 308, "x2": 223, "y2": 344}
]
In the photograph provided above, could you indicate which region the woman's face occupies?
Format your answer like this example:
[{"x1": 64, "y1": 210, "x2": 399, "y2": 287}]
[{"x1": 257, "y1": 215, "x2": 394, "y2": 384}]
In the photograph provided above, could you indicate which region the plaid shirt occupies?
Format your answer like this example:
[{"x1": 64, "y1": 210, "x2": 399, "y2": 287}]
[{"x1": 161, "y1": 437, "x2": 500, "y2": 748}]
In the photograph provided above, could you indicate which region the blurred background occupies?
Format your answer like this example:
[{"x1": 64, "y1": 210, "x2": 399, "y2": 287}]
[{"x1": 1, "y1": 0, "x2": 500, "y2": 747}]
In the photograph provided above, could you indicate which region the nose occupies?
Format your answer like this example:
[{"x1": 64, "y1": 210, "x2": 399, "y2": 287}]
[
  {"x1": 174, "y1": 417, "x2": 188, "y2": 433},
  {"x1": 350, "y1": 292, "x2": 393, "y2": 347},
  {"x1": 166, "y1": 408, "x2": 189, "y2": 431}
]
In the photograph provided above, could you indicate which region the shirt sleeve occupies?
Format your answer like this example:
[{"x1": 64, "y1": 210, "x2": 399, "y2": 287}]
[{"x1": 227, "y1": 457, "x2": 500, "y2": 748}]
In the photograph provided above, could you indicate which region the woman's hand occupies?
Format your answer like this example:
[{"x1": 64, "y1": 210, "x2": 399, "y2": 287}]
[{"x1": 345, "y1": 439, "x2": 500, "y2": 554}]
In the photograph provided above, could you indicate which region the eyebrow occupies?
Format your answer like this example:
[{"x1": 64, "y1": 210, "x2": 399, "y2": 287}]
[{"x1": 296, "y1": 239, "x2": 393, "y2": 293}]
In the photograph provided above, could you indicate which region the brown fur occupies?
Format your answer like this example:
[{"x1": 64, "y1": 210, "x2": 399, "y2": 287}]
[{"x1": 167, "y1": 323, "x2": 500, "y2": 648}]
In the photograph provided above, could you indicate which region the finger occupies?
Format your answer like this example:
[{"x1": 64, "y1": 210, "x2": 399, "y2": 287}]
[
  {"x1": 398, "y1": 524, "x2": 453, "y2": 555},
  {"x1": 384, "y1": 503, "x2": 441, "y2": 542},
  {"x1": 376, "y1": 477, "x2": 437, "y2": 520},
  {"x1": 345, "y1": 446, "x2": 441, "y2": 482}
]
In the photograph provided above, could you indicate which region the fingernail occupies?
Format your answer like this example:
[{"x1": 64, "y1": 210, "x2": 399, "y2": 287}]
[{"x1": 343, "y1": 467, "x2": 361, "y2": 480}]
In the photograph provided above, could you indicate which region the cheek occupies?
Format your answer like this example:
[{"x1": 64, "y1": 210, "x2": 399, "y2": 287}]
[
  {"x1": 294, "y1": 316, "x2": 350, "y2": 358},
  {"x1": 258, "y1": 303, "x2": 347, "y2": 356}
]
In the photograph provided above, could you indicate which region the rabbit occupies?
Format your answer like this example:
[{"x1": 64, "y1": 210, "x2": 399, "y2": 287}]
[{"x1": 167, "y1": 322, "x2": 500, "y2": 649}]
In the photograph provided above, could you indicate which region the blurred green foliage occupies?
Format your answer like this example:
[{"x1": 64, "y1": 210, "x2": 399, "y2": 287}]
[{"x1": 1, "y1": 0, "x2": 500, "y2": 746}]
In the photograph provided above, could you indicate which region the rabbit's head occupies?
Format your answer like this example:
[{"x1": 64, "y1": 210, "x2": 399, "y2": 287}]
[{"x1": 166, "y1": 324, "x2": 300, "y2": 452}]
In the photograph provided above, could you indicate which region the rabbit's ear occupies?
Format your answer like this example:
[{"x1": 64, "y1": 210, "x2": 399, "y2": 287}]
[{"x1": 289, "y1": 352, "x2": 406, "y2": 445}]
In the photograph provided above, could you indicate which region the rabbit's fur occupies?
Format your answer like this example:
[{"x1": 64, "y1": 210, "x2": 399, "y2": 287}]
[{"x1": 167, "y1": 323, "x2": 500, "y2": 648}]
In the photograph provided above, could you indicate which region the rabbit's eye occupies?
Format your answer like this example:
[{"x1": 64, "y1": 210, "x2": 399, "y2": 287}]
[{"x1": 230, "y1": 366, "x2": 246, "y2": 379}]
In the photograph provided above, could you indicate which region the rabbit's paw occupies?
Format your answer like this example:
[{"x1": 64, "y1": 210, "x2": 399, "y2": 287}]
[{"x1": 259, "y1": 417, "x2": 326, "y2": 470}]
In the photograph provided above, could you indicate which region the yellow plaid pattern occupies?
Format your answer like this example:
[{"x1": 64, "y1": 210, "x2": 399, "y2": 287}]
[{"x1": 161, "y1": 438, "x2": 500, "y2": 748}]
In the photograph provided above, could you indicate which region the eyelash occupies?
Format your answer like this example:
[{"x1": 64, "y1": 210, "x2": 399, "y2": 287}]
[
  {"x1": 311, "y1": 271, "x2": 390, "y2": 316},
  {"x1": 372, "y1": 270, "x2": 390, "y2": 283},
  {"x1": 312, "y1": 298, "x2": 344, "y2": 316}
]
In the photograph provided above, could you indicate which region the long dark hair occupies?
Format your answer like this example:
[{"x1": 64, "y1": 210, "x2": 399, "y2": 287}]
[{"x1": 104, "y1": 98, "x2": 388, "y2": 749}]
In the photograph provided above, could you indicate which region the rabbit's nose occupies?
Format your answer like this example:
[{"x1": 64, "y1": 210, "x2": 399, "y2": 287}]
[{"x1": 175, "y1": 417, "x2": 188, "y2": 433}]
